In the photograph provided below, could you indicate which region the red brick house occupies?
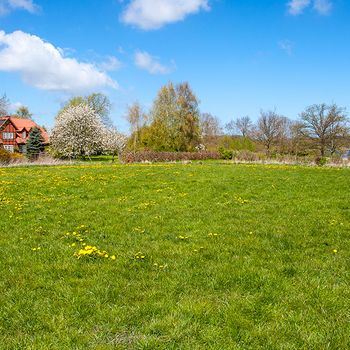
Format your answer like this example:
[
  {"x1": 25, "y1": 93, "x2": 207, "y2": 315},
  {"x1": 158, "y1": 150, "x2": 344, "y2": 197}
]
[{"x1": 0, "y1": 116, "x2": 49, "y2": 153}]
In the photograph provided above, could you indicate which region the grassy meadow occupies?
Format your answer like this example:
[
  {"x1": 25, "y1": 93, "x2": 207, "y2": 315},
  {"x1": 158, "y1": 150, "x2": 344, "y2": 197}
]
[{"x1": 0, "y1": 162, "x2": 349, "y2": 349}]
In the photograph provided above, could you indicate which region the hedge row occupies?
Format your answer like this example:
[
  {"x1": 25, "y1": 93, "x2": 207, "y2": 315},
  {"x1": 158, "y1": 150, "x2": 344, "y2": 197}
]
[{"x1": 121, "y1": 151, "x2": 220, "y2": 163}]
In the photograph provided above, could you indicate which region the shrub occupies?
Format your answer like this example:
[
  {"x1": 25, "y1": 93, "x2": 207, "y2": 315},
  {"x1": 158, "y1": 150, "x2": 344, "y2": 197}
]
[
  {"x1": 121, "y1": 151, "x2": 220, "y2": 163},
  {"x1": 0, "y1": 148, "x2": 12, "y2": 164},
  {"x1": 218, "y1": 147, "x2": 233, "y2": 160},
  {"x1": 315, "y1": 156, "x2": 327, "y2": 166},
  {"x1": 0, "y1": 149, "x2": 24, "y2": 164}
]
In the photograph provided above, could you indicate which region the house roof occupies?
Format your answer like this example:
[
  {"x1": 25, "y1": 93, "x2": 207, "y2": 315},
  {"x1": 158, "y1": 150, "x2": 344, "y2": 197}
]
[
  {"x1": 8, "y1": 117, "x2": 37, "y2": 131},
  {"x1": 16, "y1": 137, "x2": 26, "y2": 144},
  {"x1": 0, "y1": 116, "x2": 49, "y2": 143}
]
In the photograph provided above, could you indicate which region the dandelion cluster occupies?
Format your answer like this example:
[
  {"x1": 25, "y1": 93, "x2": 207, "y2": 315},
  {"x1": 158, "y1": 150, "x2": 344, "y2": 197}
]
[
  {"x1": 177, "y1": 235, "x2": 190, "y2": 240},
  {"x1": 207, "y1": 233, "x2": 219, "y2": 237},
  {"x1": 133, "y1": 227, "x2": 146, "y2": 234},
  {"x1": 235, "y1": 196, "x2": 249, "y2": 205},
  {"x1": 133, "y1": 252, "x2": 146, "y2": 260},
  {"x1": 75, "y1": 245, "x2": 115, "y2": 260},
  {"x1": 64, "y1": 225, "x2": 116, "y2": 261}
]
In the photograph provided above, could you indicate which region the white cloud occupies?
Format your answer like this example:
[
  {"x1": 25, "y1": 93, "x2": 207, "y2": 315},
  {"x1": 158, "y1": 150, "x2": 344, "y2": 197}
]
[
  {"x1": 0, "y1": 0, "x2": 39, "y2": 15},
  {"x1": 99, "y1": 56, "x2": 123, "y2": 71},
  {"x1": 9, "y1": 101, "x2": 23, "y2": 112},
  {"x1": 134, "y1": 51, "x2": 174, "y2": 74},
  {"x1": 121, "y1": 0, "x2": 209, "y2": 30},
  {"x1": 287, "y1": 0, "x2": 332, "y2": 15},
  {"x1": 0, "y1": 30, "x2": 117, "y2": 93},
  {"x1": 313, "y1": 0, "x2": 332, "y2": 15},
  {"x1": 288, "y1": 0, "x2": 311, "y2": 15},
  {"x1": 278, "y1": 40, "x2": 294, "y2": 55}
]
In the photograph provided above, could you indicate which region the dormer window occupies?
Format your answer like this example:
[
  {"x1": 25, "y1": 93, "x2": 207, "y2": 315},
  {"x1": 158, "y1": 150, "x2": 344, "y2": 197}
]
[
  {"x1": 2, "y1": 132, "x2": 14, "y2": 140},
  {"x1": 22, "y1": 131, "x2": 26, "y2": 138}
]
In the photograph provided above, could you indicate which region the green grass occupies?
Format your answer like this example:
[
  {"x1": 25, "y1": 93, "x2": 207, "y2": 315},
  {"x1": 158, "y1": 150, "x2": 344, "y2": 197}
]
[{"x1": 0, "y1": 162, "x2": 349, "y2": 349}]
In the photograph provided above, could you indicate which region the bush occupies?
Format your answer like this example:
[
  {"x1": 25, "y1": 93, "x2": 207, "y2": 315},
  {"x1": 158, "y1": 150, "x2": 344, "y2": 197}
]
[
  {"x1": 218, "y1": 147, "x2": 233, "y2": 160},
  {"x1": 121, "y1": 151, "x2": 220, "y2": 163},
  {"x1": 0, "y1": 148, "x2": 12, "y2": 164},
  {"x1": 315, "y1": 156, "x2": 327, "y2": 166},
  {"x1": 0, "y1": 149, "x2": 25, "y2": 164}
]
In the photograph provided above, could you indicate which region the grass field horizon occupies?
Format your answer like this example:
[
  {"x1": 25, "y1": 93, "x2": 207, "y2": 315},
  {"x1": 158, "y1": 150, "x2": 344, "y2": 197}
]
[{"x1": 1, "y1": 162, "x2": 349, "y2": 349}]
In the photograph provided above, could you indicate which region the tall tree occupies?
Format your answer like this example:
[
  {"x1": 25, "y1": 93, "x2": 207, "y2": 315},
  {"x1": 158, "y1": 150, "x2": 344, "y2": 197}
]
[
  {"x1": 146, "y1": 82, "x2": 201, "y2": 151},
  {"x1": 255, "y1": 110, "x2": 286, "y2": 154},
  {"x1": 0, "y1": 94, "x2": 10, "y2": 116},
  {"x1": 226, "y1": 116, "x2": 253, "y2": 138},
  {"x1": 300, "y1": 104, "x2": 348, "y2": 156},
  {"x1": 26, "y1": 127, "x2": 45, "y2": 160},
  {"x1": 51, "y1": 105, "x2": 105, "y2": 158},
  {"x1": 175, "y1": 82, "x2": 201, "y2": 151},
  {"x1": 200, "y1": 112, "x2": 222, "y2": 146},
  {"x1": 101, "y1": 127, "x2": 127, "y2": 162},
  {"x1": 86, "y1": 93, "x2": 112, "y2": 127},
  {"x1": 15, "y1": 106, "x2": 33, "y2": 120},
  {"x1": 289, "y1": 121, "x2": 307, "y2": 155},
  {"x1": 59, "y1": 93, "x2": 112, "y2": 127},
  {"x1": 126, "y1": 101, "x2": 144, "y2": 152}
]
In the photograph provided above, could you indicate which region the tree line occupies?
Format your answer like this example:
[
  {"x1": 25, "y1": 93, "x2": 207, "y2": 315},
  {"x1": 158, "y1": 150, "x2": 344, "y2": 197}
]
[
  {"x1": 126, "y1": 82, "x2": 349, "y2": 158},
  {"x1": 1, "y1": 82, "x2": 349, "y2": 161}
]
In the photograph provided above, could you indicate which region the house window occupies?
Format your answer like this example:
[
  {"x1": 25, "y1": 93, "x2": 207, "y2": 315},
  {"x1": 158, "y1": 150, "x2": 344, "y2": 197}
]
[
  {"x1": 22, "y1": 131, "x2": 26, "y2": 138},
  {"x1": 3, "y1": 145, "x2": 14, "y2": 152},
  {"x1": 2, "y1": 132, "x2": 14, "y2": 140}
]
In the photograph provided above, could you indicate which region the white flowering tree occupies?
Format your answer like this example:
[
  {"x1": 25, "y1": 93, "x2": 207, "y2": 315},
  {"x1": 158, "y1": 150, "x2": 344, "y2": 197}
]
[
  {"x1": 50, "y1": 104, "x2": 105, "y2": 158},
  {"x1": 101, "y1": 127, "x2": 127, "y2": 162}
]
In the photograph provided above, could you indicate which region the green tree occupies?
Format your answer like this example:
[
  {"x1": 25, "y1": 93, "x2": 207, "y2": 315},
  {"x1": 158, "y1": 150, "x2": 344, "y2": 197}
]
[
  {"x1": 59, "y1": 93, "x2": 112, "y2": 127},
  {"x1": 15, "y1": 106, "x2": 33, "y2": 119},
  {"x1": 142, "y1": 82, "x2": 201, "y2": 151},
  {"x1": 26, "y1": 127, "x2": 45, "y2": 160},
  {"x1": 126, "y1": 101, "x2": 145, "y2": 152}
]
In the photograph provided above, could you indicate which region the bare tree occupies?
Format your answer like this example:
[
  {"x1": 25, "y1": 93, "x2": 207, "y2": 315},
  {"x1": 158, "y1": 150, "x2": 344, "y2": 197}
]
[
  {"x1": 289, "y1": 121, "x2": 306, "y2": 155},
  {"x1": 255, "y1": 110, "x2": 286, "y2": 154},
  {"x1": 200, "y1": 113, "x2": 222, "y2": 138},
  {"x1": 236, "y1": 116, "x2": 252, "y2": 137},
  {"x1": 225, "y1": 116, "x2": 252, "y2": 138},
  {"x1": 225, "y1": 120, "x2": 236, "y2": 137},
  {"x1": 0, "y1": 94, "x2": 10, "y2": 116},
  {"x1": 300, "y1": 104, "x2": 348, "y2": 156}
]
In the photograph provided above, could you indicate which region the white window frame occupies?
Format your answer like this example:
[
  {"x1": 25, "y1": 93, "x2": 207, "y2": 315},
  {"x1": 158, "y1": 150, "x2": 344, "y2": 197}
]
[
  {"x1": 3, "y1": 145, "x2": 14, "y2": 152},
  {"x1": 22, "y1": 131, "x2": 26, "y2": 138},
  {"x1": 2, "y1": 132, "x2": 14, "y2": 140}
]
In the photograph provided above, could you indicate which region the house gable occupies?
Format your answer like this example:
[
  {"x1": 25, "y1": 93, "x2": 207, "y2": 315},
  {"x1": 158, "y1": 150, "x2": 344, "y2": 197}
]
[{"x1": 0, "y1": 116, "x2": 49, "y2": 152}]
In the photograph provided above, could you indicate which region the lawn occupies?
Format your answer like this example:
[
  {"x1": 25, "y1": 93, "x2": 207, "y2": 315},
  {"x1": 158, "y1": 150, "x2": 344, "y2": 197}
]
[{"x1": 0, "y1": 162, "x2": 349, "y2": 349}]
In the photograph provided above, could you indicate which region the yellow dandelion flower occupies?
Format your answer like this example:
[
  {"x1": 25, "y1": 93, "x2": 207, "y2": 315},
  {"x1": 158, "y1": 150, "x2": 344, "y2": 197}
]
[{"x1": 111, "y1": 255, "x2": 116, "y2": 260}]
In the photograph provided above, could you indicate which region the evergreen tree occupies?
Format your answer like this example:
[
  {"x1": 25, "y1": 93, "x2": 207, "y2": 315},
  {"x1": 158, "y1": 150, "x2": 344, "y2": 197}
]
[{"x1": 26, "y1": 127, "x2": 45, "y2": 160}]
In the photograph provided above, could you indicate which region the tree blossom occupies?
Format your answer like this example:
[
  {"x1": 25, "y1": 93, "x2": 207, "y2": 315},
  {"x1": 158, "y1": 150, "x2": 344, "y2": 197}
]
[
  {"x1": 50, "y1": 104, "x2": 105, "y2": 158},
  {"x1": 101, "y1": 127, "x2": 127, "y2": 161}
]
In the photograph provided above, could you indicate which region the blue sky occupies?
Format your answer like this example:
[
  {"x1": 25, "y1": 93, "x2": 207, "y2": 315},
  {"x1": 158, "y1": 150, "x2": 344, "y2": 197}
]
[{"x1": 0, "y1": 0, "x2": 349, "y2": 131}]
